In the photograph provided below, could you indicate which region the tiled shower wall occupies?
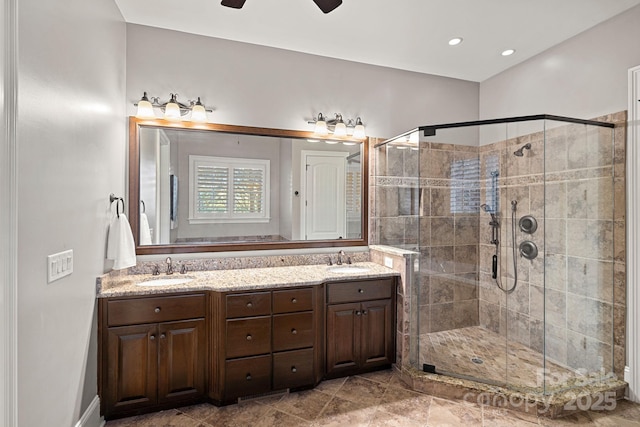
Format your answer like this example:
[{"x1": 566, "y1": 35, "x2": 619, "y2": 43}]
[
  {"x1": 477, "y1": 112, "x2": 626, "y2": 379},
  {"x1": 371, "y1": 111, "x2": 627, "y2": 380}
]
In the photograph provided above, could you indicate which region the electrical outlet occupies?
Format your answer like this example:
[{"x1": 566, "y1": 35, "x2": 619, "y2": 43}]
[
  {"x1": 47, "y1": 249, "x2": 73, "y2": 283},
  {"x1": 384, "y1": 256, "x2": 393, "y2": 268}
]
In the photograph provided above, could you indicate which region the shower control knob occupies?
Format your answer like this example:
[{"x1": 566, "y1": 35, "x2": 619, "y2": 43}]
[{"x1": 519, "y1": 241, "x2": 539, "y2": 260}]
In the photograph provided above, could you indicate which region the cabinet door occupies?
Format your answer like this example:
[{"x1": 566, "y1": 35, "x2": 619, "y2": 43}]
[
  {"x1": 360, "y1": 299, "x2": 394, "y2": 370},
  {"x1": 157, "y1": 319, "x2": 206, "y2": 403},
  {"x1": 105, "y1": 324, "x2": 158, "y2": 414},
  {"x1": 326, "y1": 302, "x2": 360, "y2": 375}
]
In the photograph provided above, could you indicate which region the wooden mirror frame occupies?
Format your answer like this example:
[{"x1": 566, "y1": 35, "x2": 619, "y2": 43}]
[{"x1": 128, "y1": 117, "x2": 369, "y2": 255}]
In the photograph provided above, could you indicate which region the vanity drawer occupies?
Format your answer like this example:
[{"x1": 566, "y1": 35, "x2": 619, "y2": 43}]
[
  {"x1": 327, "y1": 278, "x2": 394, "y2": 304},
  {"x1": 107, "y1": 294, "x2": 206, "y2": 327},
  {"x1": 226, "y1": 292, "x2": 271, "y2": 318},
  {"x1": 226, "y1": 316, "x2": 271, "y2": 359},
  {"x1": 273, "y1": 348, "x2": 314, "y2": 390},
  {"x1": 273, "y1": 312, "x2": 314, "y2": 352},
  {"x1": 225, "y1": 355, "x2": 272, "y2": 399},
  {"x1": 273, "y1": 288, "x2": 313, "y2": 313}
]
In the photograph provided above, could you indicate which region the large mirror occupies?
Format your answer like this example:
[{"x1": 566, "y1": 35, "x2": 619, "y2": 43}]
[{"x1": 128, "y1": 118, "x2": 368, "y2": 254}]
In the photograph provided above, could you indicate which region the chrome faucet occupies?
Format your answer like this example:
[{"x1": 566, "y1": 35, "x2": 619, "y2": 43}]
[
  {"x1": 165, "y1": 257, "x2": 174, "y2": 275},
  {"x1": 337, "y1": 250, "x2": 346, "y2": 265}
]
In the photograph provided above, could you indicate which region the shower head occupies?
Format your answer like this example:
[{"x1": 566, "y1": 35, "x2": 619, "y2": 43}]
[
  {"x1": 480, "y1": 204, "x2": 498, "y2": 222},
  {"x1": 513, "y1": 143, "x2": 532, "y2": 157}
]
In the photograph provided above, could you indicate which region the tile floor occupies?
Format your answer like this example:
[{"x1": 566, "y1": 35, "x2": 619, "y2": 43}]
[
  {"x1": 421, "y1": 326, "x2": 580, "y2": 392},
  {"x1": 105, "y1": 369, "x2": 640, "y2": 426}
]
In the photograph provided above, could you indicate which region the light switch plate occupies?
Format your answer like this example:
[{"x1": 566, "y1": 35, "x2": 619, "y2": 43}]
[
  {"x1": 384, "y1": 256, "x2": 393, "y2": 268},
  {"x1": 47, "y1": 249, "x2": 73, "y2": 283}
]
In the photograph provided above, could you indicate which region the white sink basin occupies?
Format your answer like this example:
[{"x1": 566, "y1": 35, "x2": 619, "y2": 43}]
[
  {"x1": 137, "y1": 277, "x2": 195, "y2": 287},
  {"x1": 327, "y1": 266, "x2": 371, "y2": 274}
]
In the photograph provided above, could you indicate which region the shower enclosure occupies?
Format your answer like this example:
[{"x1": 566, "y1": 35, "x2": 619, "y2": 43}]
[{"x1": 373, "y1": 115, "x2": 618, "y2": 395}]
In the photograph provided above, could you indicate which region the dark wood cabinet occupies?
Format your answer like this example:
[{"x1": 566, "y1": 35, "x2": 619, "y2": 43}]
[
  {"x1": 212, "y1": 286, "x2": 321, "y2": 404},
  {"x1": 99, "y1": 274, "x2": 396, "y2": 418},
  {"x1": 99, "y1": 293, "x2": 207, "y2": 419},
  {"x1": 325, "y1": 278, "x2": 396, "y2": 378}
]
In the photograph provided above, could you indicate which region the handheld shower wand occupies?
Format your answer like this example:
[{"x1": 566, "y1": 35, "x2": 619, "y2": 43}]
[{"x1": 481, "y1": 201, "x2": 519, "y2": 294}]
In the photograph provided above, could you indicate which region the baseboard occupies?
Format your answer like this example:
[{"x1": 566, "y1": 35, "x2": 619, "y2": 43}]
[{"x1": 75, "y1": 396, "x2": 104, "y2": 427}]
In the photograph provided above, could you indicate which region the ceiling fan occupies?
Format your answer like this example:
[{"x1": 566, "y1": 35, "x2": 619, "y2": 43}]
[{"x1": 221, "y1": 0, "x2": 342, "y2": 14}]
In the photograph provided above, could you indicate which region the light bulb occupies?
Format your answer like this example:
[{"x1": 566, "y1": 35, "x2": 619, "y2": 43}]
[
  {"x1": 190, "y1": 97, "x2": 207, "y2": 123},
  {"x1": 352, "y1": 117, "x2": 366, "y2": 139},
  {"x1": 136, "y1": 92, "x2": 155, "y2": 119},
  {"x1": 314, "y1": 113, "x2": 328, "y2": 135},
  {"x1": 333, "y1": 114, "x2": 347, "y2": 137},
  {"x1": 164, "y1": 94, "x2": 181, "y2": 121}
]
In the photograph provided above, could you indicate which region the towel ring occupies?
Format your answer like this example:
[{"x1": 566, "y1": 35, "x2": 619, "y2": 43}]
[
  {"x1": 109, "y1": 194, "x2": 125, "y2": 218},
  {"x1": 140, "y1": 200, "x2": 146, "y2": 213}
]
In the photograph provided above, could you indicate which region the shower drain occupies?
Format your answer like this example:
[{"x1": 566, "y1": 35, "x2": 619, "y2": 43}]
[{"x1": 471, "y1": 357, "x2": 484, "y2": 364}]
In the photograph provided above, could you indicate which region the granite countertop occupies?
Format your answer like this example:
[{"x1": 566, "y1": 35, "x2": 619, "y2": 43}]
[{"x1": 97, "y1": 262, "x2": 398, "y2": 298}]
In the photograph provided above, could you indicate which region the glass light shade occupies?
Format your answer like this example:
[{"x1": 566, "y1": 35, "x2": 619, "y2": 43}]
[
  {"x1": 164, "y1": 101, "x2": 181, "y2": 121},
  {"x1": 314, "y1": 119, "x2": 328, "y2": 135},
  {"x1": 191, "y1": 104, "x2": 207, "y2": 123},
  {"x1": 333, "y1": 121, "x2": 347, "y2": 137},
  {"x1": 325, "y1": 140, "x2": 339, "y2": 144},
  {"x1": 136, "y1": 99, "x2": 155, "y2": 119},
  {"x1": 352, "y1": 123, "x2": 366, "y2": 139}
]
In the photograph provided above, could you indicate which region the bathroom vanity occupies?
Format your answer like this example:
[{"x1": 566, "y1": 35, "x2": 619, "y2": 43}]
[{"x1": 97, "y1": 263, "x2": 397, "y2": 419}]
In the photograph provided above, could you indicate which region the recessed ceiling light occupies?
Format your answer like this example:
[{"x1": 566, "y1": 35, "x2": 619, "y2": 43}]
[
  {"x1": 448, "y1": 37, "x2": 463, "y2": 46},
  {"x1": 501, "y1": 49, "x2": 516, "y2": 56}
]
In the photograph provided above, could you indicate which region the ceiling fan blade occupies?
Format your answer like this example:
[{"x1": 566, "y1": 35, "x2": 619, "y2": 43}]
[
  {"x1": 313, "y1": 0, "x2": 342, "y2": 14},
  {"x1": 221, "y1": 0, "x2": 246, "y2": 9}
]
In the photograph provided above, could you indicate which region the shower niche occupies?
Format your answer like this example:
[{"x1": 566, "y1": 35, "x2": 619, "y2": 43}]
[{"x1": 373, "y1": 114, "x2": 623, "y2": 403}]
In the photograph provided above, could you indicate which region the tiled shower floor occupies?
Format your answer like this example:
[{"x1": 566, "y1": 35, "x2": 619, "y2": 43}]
[{"x1": 421, "y1": 326, "x2": 588, "y2": 393}]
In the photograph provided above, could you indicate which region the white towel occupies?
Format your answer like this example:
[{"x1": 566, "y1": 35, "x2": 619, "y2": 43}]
[
  {"x1": 107, "y1": 213, "x2": 137, "y2": 270},
  {"x1": 139, "y1": 212, "x2": 152, "y2": 245}
]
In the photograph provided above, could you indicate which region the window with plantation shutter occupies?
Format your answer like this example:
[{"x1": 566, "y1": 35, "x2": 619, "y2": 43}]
[{"x1": 188, "y1": 155, "x2": 270, "y2": 223}]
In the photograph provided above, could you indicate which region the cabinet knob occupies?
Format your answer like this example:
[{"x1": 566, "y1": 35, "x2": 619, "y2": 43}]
[
  {"x1": 362, "y1": 310, "x2": 368, "y2": 315},
  {"x1": 160, "y1": 333, "x2": 166, "y2": 339},
  {"x1": 291, "y1": 298, "x2": 297, "y2": 304},
  {"x1": 355, "y1": 310, "x2": 362, "y2": 316},
  {"x1": 246, "y1": 334, "x2": 253, "y2": 341},
  {"x1": 150, "y1": 334, "x2": 156, "y2": 340},
  {"x1": 154, "y1": 307, "x2": 161, "y2": 313},
  {"x1": 291, "y1": 328, "x2": 297, "y2": 335},
  {"x1": 246, "y1": 302, "x2": 253, "y2": 308},
  {"x1": 246, "y1": 374, "x2": 252, "y2": 381},
  {"x1": 291, "y1": 366, "x2": 297, "y2": 373},
  {"x1": 358, "y1": 289, "x2": 364, "y2": 294}
]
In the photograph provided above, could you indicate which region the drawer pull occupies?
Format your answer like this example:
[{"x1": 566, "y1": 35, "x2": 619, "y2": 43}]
[
  {"x1": 150, "y1": 334, "x2": 156, "y2": 341},
  {"x1": 246, "y1": 334, "x2": 253, "y2": 341},
  {"x1": 291, "y1": 298, "x2": 297, "y2": 304},
  {"x1": 154, "y1": 307, "x2": 161, "y2": 313},
  {"x1": 246, "y1": 302, "x2": 253, "y2": 308},
  {"x1": 291, "y1": 328, "x2": 297, "y2": 335},
  {"x1": 291, "y1": 366, "x2": 297, "y2": 373},
  {"x1": 358, "y1": 289, "x2": 364, "y2": 294},
  {"x1": 246, "y1": 374, "x2": 252, "y2": 381}
]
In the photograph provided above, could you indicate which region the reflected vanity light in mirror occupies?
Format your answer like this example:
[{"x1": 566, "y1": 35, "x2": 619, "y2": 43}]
[{"x1": 129, "y1": 117, "x2": 369, "y2": 255}]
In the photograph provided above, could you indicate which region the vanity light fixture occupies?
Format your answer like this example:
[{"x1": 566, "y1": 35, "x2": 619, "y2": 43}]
[
  {"x1": 134, "y1": 92, "x2": 212, "y2": 122},
  {"x1": 308, "y1": 113, "x2": 366, "y2": 139}
]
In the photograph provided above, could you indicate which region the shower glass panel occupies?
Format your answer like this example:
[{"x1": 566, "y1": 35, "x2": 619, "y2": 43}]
[{"x1": 373, "y1": 115, "x2": 615, "y2": 395}]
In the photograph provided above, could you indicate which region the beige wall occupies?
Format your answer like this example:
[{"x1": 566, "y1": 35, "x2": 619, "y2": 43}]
[
  {"x1": 125, "y1": 24, "x2": 480, "y2": 140},
  {"x1": 480, "y1": 4, "x2": 640, "y2": 120},
  {"x1": 16, "y1": 0, "x2": 126, "y2": 425}
]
